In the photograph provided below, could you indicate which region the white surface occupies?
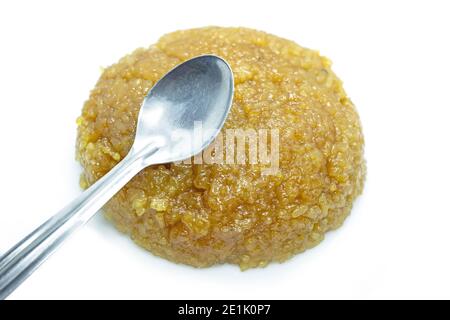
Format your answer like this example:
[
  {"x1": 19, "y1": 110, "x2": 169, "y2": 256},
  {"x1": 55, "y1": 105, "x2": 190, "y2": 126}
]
[{"x1": 0, "y1": 0, "x2": 449, "y2": 300}]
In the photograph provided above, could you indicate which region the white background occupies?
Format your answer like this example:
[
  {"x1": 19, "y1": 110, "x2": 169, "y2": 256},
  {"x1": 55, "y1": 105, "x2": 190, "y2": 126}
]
[{"x1": 0, "y1": 0, "x2": 449, "y2": 300}]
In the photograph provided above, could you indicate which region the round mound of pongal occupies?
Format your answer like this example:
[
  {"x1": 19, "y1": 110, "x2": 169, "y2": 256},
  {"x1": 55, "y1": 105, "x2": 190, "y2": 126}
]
[{"x1": 76, "y1": 27, "x2": 365, "y2": 269}]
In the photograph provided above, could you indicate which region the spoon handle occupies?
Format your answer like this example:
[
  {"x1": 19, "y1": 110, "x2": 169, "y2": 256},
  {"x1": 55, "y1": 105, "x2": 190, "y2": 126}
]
[{"x1": 0, "y1": 149, "x2": 149, "y2": 299}]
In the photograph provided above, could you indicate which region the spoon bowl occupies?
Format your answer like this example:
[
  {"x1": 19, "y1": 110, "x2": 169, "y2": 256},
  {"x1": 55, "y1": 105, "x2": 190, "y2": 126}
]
[{"x1": 134, "y1": 55, "x2": 233, "y2": 164}]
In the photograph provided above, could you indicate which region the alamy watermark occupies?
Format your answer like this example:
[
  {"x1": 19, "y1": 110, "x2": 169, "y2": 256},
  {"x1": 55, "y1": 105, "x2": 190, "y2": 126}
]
[{"x1": 172, "y1": 121, "x2": 279, "y2": 175}]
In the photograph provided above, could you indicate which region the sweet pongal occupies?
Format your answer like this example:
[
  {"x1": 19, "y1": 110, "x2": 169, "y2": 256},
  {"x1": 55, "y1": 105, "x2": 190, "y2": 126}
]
[{"x1": 76, "y1": 27, "x2": 365, "y2": 269}]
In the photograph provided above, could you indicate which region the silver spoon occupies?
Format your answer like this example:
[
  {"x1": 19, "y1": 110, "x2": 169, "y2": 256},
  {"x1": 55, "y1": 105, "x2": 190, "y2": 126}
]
[{"x1": 0, "y1": 55, "x2": 234, "y2": 299}]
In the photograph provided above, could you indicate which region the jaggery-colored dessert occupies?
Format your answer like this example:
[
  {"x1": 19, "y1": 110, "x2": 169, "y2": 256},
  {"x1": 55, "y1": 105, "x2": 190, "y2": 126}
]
[{"x1": 76, "y1": 27, "x2": 365, "y2": 269}]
